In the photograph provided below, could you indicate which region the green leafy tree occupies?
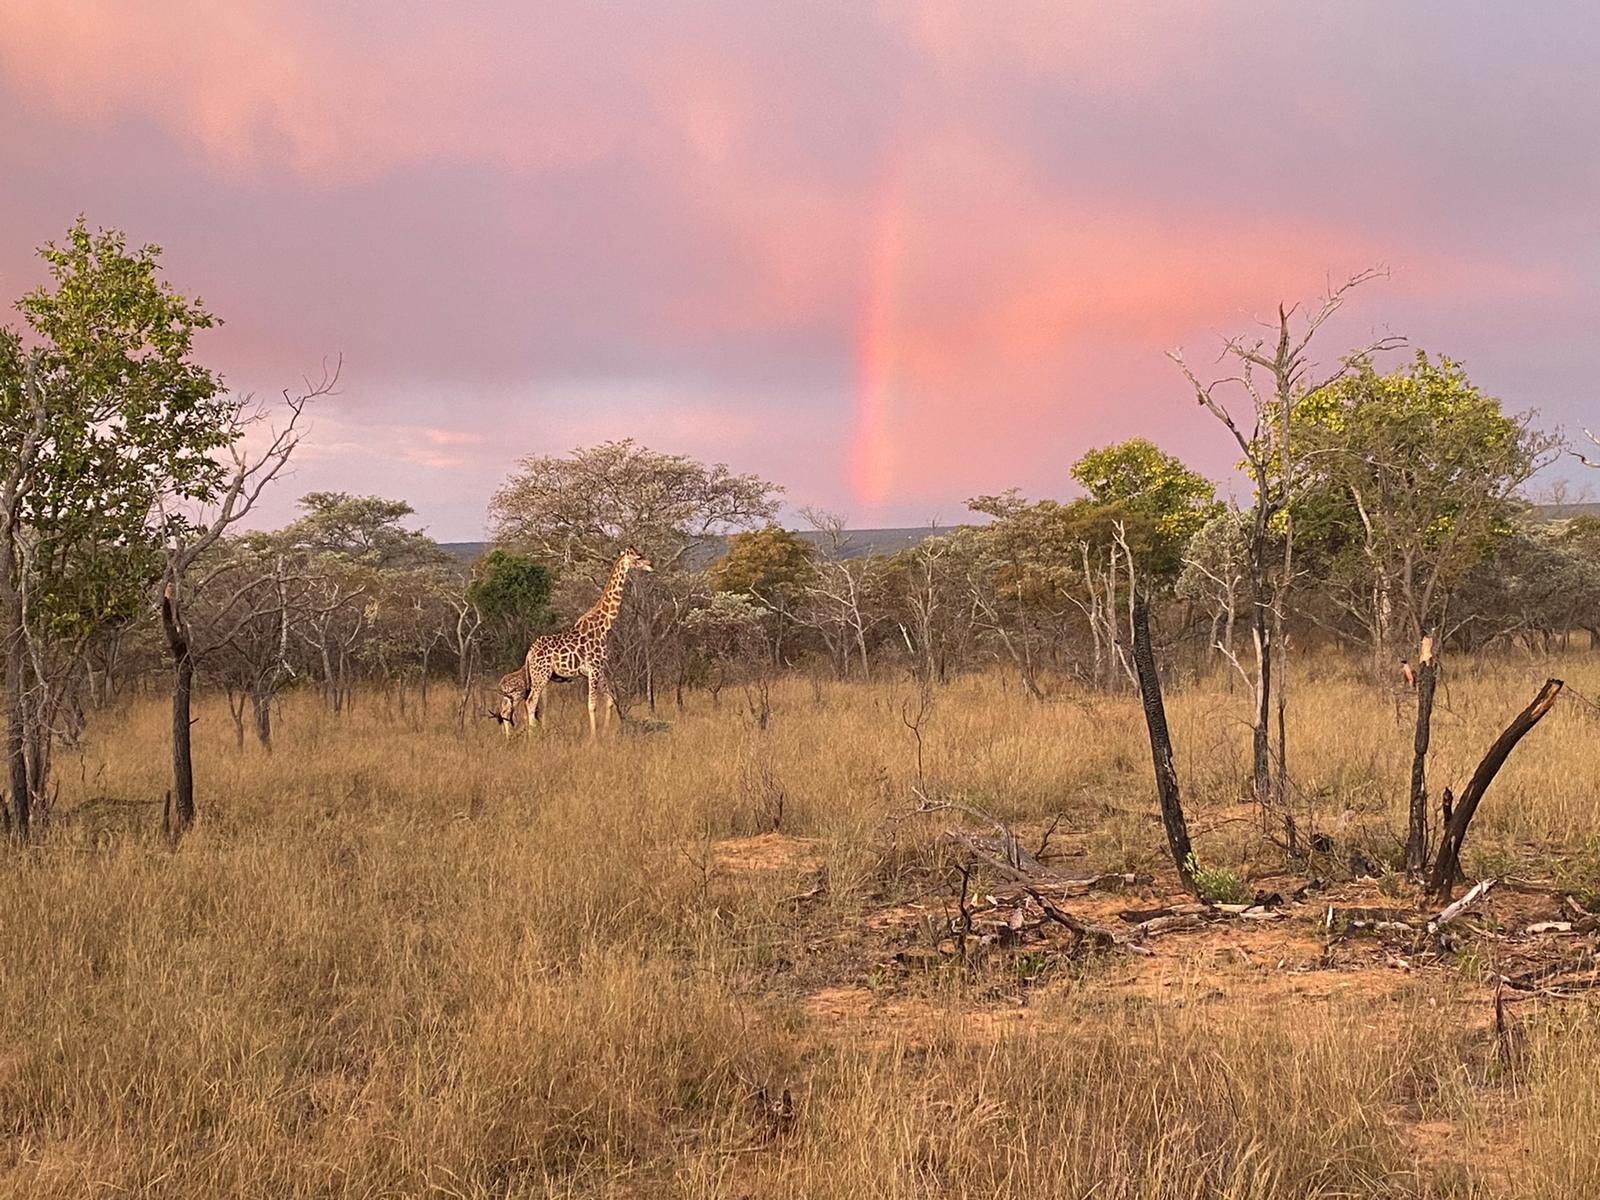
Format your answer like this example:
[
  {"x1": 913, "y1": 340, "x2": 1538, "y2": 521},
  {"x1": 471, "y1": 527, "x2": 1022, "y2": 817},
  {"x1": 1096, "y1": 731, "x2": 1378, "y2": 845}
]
[
  {"x1": 0, "y1": 219, "x2": 233, "y2": 835},
  {"x1": 710, "y1": 524, "x2": 815, "y2": 662},
  {"x1": 1070, "y1": 438, "x2": 1221, "y2": 558},
  {"x1": 967, "y1": 491, "x2": 1169, "y2": 692},
  {"x1": 1292, "y1": 351, "x2": 1558, "y2": 666},
  {"x1": 488, "y1": 440, "x2": 779, "y2": 709},
  {"x1": 282, "y1": 492, "x2": 448, "y2": 570},
  {"x1": 468, "y1": 549, "x2": 555, "y2": 666}
]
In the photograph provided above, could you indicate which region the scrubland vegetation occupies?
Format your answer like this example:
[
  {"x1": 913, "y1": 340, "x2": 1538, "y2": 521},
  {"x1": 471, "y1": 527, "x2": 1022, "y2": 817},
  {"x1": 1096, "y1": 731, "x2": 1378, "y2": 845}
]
[{"x1": 3, "y1": 660, "x2": 1600, "y2": 1198}]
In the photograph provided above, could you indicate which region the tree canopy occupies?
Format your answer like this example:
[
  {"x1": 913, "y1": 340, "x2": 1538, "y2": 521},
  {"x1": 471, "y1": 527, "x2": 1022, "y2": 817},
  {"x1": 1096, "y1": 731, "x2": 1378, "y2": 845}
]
[
  {"x1": 1070, "y1": 438, "x2": 1221, "y2": 548},
  {"x1": 1290, "y1": 351, "x2": 1558, "y2": 646},
  {"x1": 488, "y1": 439, "x2": 780, "y2": 574}
]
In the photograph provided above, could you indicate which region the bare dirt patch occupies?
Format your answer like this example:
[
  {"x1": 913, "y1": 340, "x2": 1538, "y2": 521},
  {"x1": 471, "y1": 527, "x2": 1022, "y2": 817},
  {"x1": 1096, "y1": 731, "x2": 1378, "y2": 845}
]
[{"x1": 714, "y1": 832, "x2": 823, "y2": 877}]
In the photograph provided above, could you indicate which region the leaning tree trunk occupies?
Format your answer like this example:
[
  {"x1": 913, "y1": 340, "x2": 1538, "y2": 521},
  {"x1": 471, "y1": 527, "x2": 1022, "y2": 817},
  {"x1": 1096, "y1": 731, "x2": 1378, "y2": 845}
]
[
  {"x1": 161, "y1": 586, "x2": 197, "y2": 836},
  {"x1": 1131, "y1": 595, "x2": 1197, "y2": 894},
  {"x1": 1428, "y1": 678, "x2": 1563, "y2": 899},
  {"x1": 1406, "y1": 636, "x2": 1438, "y2": 878}
]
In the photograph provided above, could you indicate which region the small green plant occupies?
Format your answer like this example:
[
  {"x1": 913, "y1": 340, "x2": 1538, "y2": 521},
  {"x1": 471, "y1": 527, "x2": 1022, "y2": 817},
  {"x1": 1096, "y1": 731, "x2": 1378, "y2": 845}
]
[
  {"x1": 1553, "y1": 835, "x2": 1600, "y2": 911},
  {"x1": 1378, "y1": 868, "x2": 1404, "y2": 898},
  {"x1": 1185, "y1": 853, "x2": 1253, "y2": 905},
  {"x1": 1013, "y1": 950, "x2": 1051, "y2": 982}
]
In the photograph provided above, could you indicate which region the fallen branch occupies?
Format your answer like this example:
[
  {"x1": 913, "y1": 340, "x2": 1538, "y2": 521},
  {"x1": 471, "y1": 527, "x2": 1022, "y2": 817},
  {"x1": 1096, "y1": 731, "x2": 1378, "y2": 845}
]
[
  {"x1": 941, "y1": 829, "x2": 1117, "y2": 948},
  {"x1": 1428, "y1": 877, "x2": 1498, "y2": 940}
]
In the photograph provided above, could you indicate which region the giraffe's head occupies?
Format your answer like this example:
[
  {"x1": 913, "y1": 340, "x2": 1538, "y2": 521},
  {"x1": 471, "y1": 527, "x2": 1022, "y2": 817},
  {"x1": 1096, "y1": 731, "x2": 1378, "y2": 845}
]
[{"x1": 621, "y1": 544, "x2": 655, "y2": 574}]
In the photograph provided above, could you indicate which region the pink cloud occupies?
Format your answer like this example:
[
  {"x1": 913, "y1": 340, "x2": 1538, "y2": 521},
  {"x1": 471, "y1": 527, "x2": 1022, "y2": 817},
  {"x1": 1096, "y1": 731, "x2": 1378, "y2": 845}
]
[{"x1": 1, "y1": 2, "x2": 1595, "y2": 535}]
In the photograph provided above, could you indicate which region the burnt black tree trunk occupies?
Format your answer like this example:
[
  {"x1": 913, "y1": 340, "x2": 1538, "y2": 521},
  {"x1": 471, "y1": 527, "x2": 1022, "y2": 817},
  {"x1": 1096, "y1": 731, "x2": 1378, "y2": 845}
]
[
  {"x1": 161, "y1": 585, "x2": 197, "y2": 835},
  {"x1": 1131, "y1": 595, "x2": 1196, "y2": 894},
  {"x1": 1406, "y1": 637, "x2": 1438, "y2": 878},
  {"x1": 1428, "y1": 678, "x2": 1563, "y2": 899}
]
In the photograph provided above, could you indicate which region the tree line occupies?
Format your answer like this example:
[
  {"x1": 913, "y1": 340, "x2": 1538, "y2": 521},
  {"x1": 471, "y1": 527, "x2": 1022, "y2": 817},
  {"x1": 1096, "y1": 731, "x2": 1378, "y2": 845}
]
[{"x1": 3, "y1": 223, "x2": 1595, "y2": 844}]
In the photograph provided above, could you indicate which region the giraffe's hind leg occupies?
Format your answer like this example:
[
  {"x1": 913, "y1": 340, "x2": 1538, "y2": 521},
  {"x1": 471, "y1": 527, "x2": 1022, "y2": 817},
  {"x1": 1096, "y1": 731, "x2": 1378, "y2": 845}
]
[
  {"x1": 524, "y1": 665, "x2": 552, "y2": 733},
  {"x1": 594, "y1": 662, "x2": 617, "y2": 731}
]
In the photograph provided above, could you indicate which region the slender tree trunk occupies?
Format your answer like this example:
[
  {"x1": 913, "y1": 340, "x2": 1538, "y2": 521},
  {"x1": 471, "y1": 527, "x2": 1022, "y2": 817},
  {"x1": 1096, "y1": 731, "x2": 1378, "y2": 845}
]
[
  {"x1": 1406, "y1": 636, "x2": 1437, "y2": 878},
  {"x1": 1275, "y1": 519, "x2": 1293, "y2": 814},
  {"x1": 226, "y1": 683, "x2": 246, "y2": 750},
  {"x1": 1221, "y1": 594, "x2": 1236, "y2": 694},
  {"x1": 251, "y1": 687, "x2": 273, "y2": 751},
  {"x1": 1252, "y1": 613, "x2": 1272, "y2": 806},
  {"x1": 3, "y1": 571, "x2": 29, "y2": 840},
  {"x1": 161, "y1": 586, "x2": 196, "y2": 835}
]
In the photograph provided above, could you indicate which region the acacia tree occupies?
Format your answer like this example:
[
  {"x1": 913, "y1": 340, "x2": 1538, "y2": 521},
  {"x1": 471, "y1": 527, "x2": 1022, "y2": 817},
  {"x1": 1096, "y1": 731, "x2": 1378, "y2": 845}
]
[
  {"x1": 1169, "y1": 270, "x2": 1401, "y2": 823},
  {"x1": 884, "y1": 526, "x2": 984, "y2": 685},
  {"x1": 488, "y1": 440, "x2": 778, "y2": 708},
  {"x1": 1177, "y1": 509, "x2": 1250, "y2": 683},
  {"x1": 199, "y1": 540, "x2": 308, "y2": 750},
  {"x1": 1071, "y1": 438, "x2": 1221, "y2": 562}
]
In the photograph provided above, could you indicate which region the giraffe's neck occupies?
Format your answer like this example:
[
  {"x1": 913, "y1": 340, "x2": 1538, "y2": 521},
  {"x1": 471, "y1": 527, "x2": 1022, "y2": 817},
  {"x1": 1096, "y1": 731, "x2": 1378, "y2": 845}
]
[{"x1": 576, "y1": 554, "x2": 630, "y2": 640}]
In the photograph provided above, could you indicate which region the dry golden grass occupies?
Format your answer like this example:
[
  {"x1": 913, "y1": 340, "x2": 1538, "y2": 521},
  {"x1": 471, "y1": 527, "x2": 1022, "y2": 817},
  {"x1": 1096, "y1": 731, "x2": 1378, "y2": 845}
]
[{"x1": 5, "y1": 655, "x2": 1600, "y2": 1197}]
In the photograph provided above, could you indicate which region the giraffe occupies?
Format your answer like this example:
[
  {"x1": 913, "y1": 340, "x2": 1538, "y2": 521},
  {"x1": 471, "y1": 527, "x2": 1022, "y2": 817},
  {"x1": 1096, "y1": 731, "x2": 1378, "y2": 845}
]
[{"x1": 522, "y1": 545, "x2": 653, "y2": 738}]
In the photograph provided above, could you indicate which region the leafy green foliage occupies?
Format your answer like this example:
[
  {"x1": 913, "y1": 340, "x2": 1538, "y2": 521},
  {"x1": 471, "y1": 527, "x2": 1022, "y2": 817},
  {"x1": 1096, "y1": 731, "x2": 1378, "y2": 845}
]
[
  {"x1": 1290, "y1": 351, "x2": 1557, "y2": 641},
  {"x1": 710, "y1": 525, "x2": 815, "y2": 600},
  {"x1": 1, "y1": 218, "x2": 231, "y2": 637},
  {"x1": 468, "y1": 549, "x2": 555, "y2": 663},
  {"x1": 1184, "y1": 854, "x2": 1253, "y2": 905},
  {"x1": 1070, "y1": 438, "x2": 1221, "y2": 548},
  {"x1": 969, "y1": 494, "x2": 1171, "y2": 602},
  {"x1": 488, "y1": 439, "x2": 779, "y2": 573},
  {"x1": 282, "y1": 492, "x2": 448, "y2": 570}
]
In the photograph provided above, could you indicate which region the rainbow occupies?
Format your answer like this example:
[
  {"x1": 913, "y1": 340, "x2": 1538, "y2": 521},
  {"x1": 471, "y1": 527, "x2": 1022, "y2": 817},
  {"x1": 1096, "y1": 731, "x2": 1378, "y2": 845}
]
[{"x1": 850, "y1": 159, "x2": 908, "y2": 515}]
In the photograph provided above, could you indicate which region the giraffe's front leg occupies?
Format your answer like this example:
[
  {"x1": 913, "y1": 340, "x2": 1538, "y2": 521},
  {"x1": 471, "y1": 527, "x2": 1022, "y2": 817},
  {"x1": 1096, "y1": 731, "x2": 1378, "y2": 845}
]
[{"x1": 585, "y1": 669, "x2": 600, "y2": 741}]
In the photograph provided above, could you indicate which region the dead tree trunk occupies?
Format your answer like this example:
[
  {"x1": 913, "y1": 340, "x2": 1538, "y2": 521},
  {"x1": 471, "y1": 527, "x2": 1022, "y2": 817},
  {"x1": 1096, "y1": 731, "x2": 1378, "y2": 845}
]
[
  {"x1": 1131, "y1": 595, "x2": 1196, "y2": 894},
  {"x1": 1428, "y1": 678, "x2": 1563, "y2": 899},
  {"x1": 161, "y1": 584, "x2": 197, "y2": 836},
  {"x1": 1406, "y1": 636, "x2": 1437, "y2": 878}
]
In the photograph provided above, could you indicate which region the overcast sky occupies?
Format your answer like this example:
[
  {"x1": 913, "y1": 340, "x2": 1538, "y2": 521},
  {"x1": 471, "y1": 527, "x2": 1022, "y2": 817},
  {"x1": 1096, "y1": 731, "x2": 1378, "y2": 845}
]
[{"x1": 2, "y1": 3, "x2": 1596, "y2": 538}]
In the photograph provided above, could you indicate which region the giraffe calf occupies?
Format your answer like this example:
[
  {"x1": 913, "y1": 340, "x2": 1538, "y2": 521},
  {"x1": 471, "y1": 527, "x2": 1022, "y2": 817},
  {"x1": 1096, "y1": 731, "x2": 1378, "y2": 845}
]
[{"x1": 494, "y1": 665, "x2": 576, "y2": 735}]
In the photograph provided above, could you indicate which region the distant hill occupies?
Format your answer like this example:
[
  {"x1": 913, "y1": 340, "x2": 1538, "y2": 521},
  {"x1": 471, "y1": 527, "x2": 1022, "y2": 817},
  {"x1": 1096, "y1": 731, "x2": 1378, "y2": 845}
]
[
  {"x1": 440, "y1": 506, "x2": 1597, "y2": 567},
  {"x1": 439, "y1": 526, "x2": 949, "y2": 567},
  {"x1": 1532, "y1": 502, "x2": 1600, "y2": 521}
]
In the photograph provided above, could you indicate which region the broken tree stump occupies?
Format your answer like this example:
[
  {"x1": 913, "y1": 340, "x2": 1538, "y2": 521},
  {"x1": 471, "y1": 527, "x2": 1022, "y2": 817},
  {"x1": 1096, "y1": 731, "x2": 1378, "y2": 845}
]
[
  {"x1": 1406, "y1": 635, "x2": 1438, "y2": 878},
  {"x1": 1428, "y1": 679, "x2": 1564, "y2": 900}
]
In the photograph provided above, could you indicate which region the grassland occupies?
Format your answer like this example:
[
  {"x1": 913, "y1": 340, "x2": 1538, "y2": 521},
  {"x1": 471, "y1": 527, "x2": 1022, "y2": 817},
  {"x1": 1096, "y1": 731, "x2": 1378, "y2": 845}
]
[{"x1": 4, "y1": 655, "x2": 1600, "y2": 1197}]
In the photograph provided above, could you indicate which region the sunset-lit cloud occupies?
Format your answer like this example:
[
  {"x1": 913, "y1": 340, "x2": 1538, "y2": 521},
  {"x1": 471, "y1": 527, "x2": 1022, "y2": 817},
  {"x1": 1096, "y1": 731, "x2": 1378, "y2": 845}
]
[{"x1": 2, "y1": 2, "x2": 1596, "y2": 535}]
